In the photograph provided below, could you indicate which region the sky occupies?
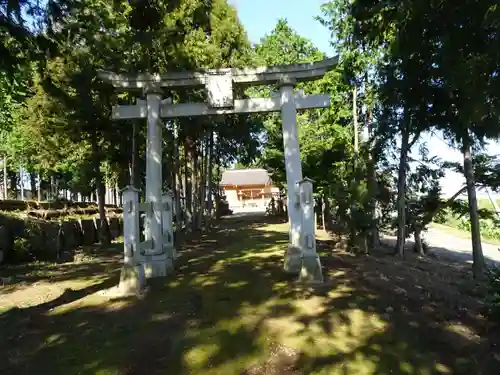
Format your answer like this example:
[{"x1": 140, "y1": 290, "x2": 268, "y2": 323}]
[
  {"x1": 230, "y1": 0, "x2": 499, "y2": 198},
  {"x1": 230, "y1": 0, "x2": 332, "y2": 54}
]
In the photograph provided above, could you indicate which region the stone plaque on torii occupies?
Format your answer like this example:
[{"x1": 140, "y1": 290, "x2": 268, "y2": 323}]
[{"x1": 99, "y1": 57, "x2": 337, "y2": 283}]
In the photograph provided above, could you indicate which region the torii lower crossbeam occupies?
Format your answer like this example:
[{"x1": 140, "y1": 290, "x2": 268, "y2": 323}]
[{"x1": 111, "y1": 93, "x2": 330, "y2": 120}]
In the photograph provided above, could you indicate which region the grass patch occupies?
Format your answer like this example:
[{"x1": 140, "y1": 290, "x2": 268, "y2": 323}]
[
  {"x1": 434, "y1": 197, "x2": 500, "y2": 244},
  {"x1": 1, "y1": 216, "x2": 498, "y2": 375}
]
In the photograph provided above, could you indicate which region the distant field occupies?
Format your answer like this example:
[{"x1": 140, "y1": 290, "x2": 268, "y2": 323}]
[{"x1": 435, "y1": 198, "x2": 500, "y2": 243}]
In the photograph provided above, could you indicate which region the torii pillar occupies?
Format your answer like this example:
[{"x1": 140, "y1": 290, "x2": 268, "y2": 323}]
[
  {"x1": 98, "y1": 57, "x2": 337, "y2": 282},
  {"x1": 144, "y1": 85, "x2": 162, "y2": 255},
  {"x1": 143, "y1": 84, "x2": 169, "y2": 277},
  {"x1": 279, "y1": 77, "x2": 303, "y2": 273}
]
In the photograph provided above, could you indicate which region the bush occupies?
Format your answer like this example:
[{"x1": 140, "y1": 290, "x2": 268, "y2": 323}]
[
  {"x1": 479, "y1": 220, "x2": 500, "y2": 241},
  {"x1": 12, "y1": 237, "x2": 32, "y2": 262},
  {"x1": 455, "y1": 218, "x2": 500, "y2": 241}
]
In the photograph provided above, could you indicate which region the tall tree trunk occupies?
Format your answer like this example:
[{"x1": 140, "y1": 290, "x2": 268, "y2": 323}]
[
  {"x1": 198, "y1": 141, "x2": 204, "y2": 227},
  {"x1": 37, "y1": 172, "x2": 42, "y2": 202},
  {"x1": 413, "y1": 227, "x2": 424, "y2": 256},
  {"x1": 173, "y1": 121, "x2": 183, "y2": 236},
  {"x1": 323, "y1": 195, "x2": 331, "y2": 231},
  {"x1": 200, "y1": 138, "x2": 208, "y2": 227},
  {"x1": 92, "y1": 133, "x2": 110, "y2": 245},
  {"x1": 318, "y1": 196, "x2": 324, "y2": 229},
  {"x1": 206, "y1": 131, "x2": 214, "y2": 225},
  {"x1": 130, "y1": 121, "x2": 138, "y2": 187},
  {"x1": 9, "y1": 171, "x2": 17, "y2": 199},
  {"x1": 395, "y1": 110, "x2": 410, "y2": 258},
  {"x1": 54, "y1": 178, "x2": 60, "y2": 200},
  {"x1": 215, "y1": 138, "x2": 222, "y2": 219},
  {"x1": 350, "y1": 87, "x2": 359, "y2": 246},
  {"x1": 463, "y1": 134, "x2": 484, "y2": 278},
  {"x1": 2, "y1": 155, "x2": 7, "y2": 199},
  {"x1": 19, "y1": 168, "x2": 25, "y2": 200},
  {"x1": 29, "y1": 172, "x2": 37, "y2": 200},
  {"x1": 366, "y1": 106, "x2": 379, "y2": 247},
  {"x1": 113, "y1": 182, "x2": 118, "y2": 206},
  {"x1": 184, "y1": 138, "x2": 193, "y2": 229},
  {"x1": 192, "y1": 144, "x2": 199, "y2": 231}
]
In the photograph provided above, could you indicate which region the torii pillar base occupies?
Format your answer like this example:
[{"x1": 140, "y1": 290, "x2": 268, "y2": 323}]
[
  {"x1": 284, "y1": 245, "x2": 302, "y2": 274},
  {"x1": 118, "y1": 264, "x2": 146, "y2": 295},
  {"x1": 143, "y1": 253, "x2": 172, "y2": 279},
  {"x1": 299, "y1": 253, "x2": 324, "y2": 284}
]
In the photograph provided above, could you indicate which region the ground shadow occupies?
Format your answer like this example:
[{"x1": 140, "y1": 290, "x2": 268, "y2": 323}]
[{"x1": 0, "y1": 214, "x2": 499, "y2": 375}]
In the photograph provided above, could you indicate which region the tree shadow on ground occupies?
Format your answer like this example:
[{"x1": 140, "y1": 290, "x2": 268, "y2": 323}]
[
  {"x1": 0, "y1": 215, "x2": 499, "y2": 375},
  {"x1": 0, "y1": 243, "x2": 124, "y2": 296}
]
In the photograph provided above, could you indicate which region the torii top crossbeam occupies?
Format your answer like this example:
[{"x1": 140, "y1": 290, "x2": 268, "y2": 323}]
[{"x1": 98, "y1": 57, "x2": 338, "y2": 90}]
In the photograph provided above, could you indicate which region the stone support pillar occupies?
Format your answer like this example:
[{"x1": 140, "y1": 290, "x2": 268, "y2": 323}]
[
  {"x1": 119, "y1": 186, "x2": 145, "y2": 294},
  {"x1": 279, "y1": 77, "x2": 303, "y2": 273},
  {"x1": 162, "y1": 190, "x2": 177, "y2": 269},
  {"x1": 298, "y1": 178, "x2": 323, "y2": 283}
]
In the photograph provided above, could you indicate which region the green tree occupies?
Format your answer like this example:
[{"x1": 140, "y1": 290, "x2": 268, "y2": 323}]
[{"x1": 348, "y1": 0, "x2": 500, "y2": 276}]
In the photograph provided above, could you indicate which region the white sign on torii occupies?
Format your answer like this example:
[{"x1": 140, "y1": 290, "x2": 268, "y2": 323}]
[{"x1": 99, "y1": 57, "x2": 337, "y2": 282}]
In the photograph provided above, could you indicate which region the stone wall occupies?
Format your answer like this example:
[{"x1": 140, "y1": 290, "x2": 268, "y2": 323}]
[
  {"x1": 0, "y1": 200, "x2": 122, "y2": 218},
  {"x1": 0, "y1": 213, "x2": 124, "y2": 264}
]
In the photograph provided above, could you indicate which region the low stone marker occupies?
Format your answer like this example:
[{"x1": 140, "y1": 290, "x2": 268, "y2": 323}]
[
  {"x1": 41, "y1": 222, "x2": 60, "y2": 259},
  {"x1": 62, "y1": 221, "x2": 80, "y2": 250}
]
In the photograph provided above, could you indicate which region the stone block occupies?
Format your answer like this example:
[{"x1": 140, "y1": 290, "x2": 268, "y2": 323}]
[
  {"x1": 25, "y1": 221, "x2": 46, "y2": 260},
  {"x1": 79, "y1": 219, "x2": 97, "y2": 245},
  {"x1": 41, "y1": 222, "x2": 61, "y2": 260},
  {"x1": 299, "y1": 254, "x2": 324, "y2": 284},
  {"x1": 118, "y1": 264, "x2": 146, "y2": 295},
  {"x1": 61, "y1": 221, "x2": 81, "y2": 250},
  {"x1": 283, "y1": 245, "x2": 302, "y2": 274},
  {"x1": 142, "y1": 253, "x2": 171, "y2": 278},
  {"x1": 2, "y1": 216, "x2": 25, "y2": 238}
]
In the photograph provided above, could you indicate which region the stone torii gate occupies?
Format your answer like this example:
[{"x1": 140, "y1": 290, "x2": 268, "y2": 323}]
[{"x1": 99, "y1": 58, "x2": 337, "y2": 284}]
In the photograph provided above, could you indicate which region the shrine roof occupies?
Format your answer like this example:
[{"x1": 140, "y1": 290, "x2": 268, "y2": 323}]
[{"x1": 221, "y1": 169, "x2": 272, "y2": 186}]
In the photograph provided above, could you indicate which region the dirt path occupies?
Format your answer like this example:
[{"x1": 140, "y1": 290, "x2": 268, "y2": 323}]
[
  {"x1": 425, "y1": 227, "x2": 500, "y2": 266},
  {"x1": 1, "y1": 216, "x2": 499, "y2": 375},
  {"x1": 383, "y1": 227, "x2": 500, "y2": 267}
]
